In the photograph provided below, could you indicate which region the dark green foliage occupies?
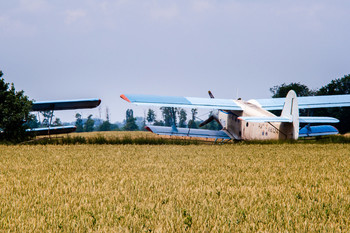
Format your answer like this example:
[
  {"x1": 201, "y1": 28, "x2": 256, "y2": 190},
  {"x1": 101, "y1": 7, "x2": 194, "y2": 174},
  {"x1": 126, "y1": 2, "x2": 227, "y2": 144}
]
[
  {"x1": 160, "y1": 107, "x2": 177, "y2": 127},
  {"x1": 188, "y1": 108, "x2": 198, "y2": 128},
  {"x1": 123, "y1": 109, "x2": 138, "y2": 131},
  {"x1": 240, "y1": 135, "x2": 350, "y2": 144},
  {"x1": 24, "y1": 114, "x2": 40, "y2": 129},
  {"x1": 314, "y1": 75, "x2": 350, "y2": 134},
  {"x1": 0, "y1": 75, "x2": 32, "y2": 142},
  {"x1": 183, "y1": 210, "x2": 193, "y2": 229},
  {"x1": 270, "y1": 77, "x2": 350, "y2": 133},
  {"x1": 153, "y1": 120, "x2": 165, "y2": 126},
  {"x1": 201, "y1": 120, "x2": 222, "y2": 130},
  {"x1": 98, "y1": 121, "x2": 119, "y2": 131},
  {"x1": 24, "y1": 135, "x2": 199, "y2": 145},
  {"x1": 270, "y1": 82, "x2": 315, "y2": 98},
  {"x1": 188, "y1": 120, "x2": 199, "y2": 129},
  {"x1": 13, "y1": 133, "x2": 350, "y2": 146},
  {"x1": 75, "y1": 113, "x2": 84, "y2": 132},
  {"x1": 99, "y1": 107, "x2": 119, "y2": 131},
  {"x1": 317, "y1": 75, "x2": 350, "y2": 95},
  {"x1": 40, "y1": 110, "x2": 54, "y2": 126},
  {"x1": 84, "y1": 114, "x2": 95, "y2": 132},
  {"x1": 146, "y1": 109, "x2": 156, "y2": 124},
  {"x1": 177, "y1": 108, "x2": 187, "y2": 128},
  {"x1": 98, "y1": 121, "x2": 111, "y2": 131},
  {"x1": 53, "y1": 117, "x2": 62, "y2": 126}
]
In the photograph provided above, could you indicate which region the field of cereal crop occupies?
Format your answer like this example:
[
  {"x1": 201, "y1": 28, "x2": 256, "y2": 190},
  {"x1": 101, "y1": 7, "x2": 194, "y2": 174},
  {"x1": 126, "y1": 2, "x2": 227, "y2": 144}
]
[{"x1": 0, "y1": 143, "x2": 349, "y2": 231}]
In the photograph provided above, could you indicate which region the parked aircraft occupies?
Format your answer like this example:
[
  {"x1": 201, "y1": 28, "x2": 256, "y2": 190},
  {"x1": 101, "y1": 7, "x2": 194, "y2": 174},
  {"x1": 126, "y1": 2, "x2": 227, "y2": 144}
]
[
  {"x1": 120, "y1": 90, "x2": 350, "y2": 140},
  {"x1": 27, "y1": 98, "x2": 101, "y2": 135}
]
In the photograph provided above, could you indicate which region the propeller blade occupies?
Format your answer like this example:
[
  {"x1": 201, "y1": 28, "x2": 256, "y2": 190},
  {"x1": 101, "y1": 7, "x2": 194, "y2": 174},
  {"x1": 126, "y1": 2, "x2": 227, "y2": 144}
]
[
  {"x1": 199, "y1": 115, "x2": 215, "y2": 127},
  {"x1": 208, "y1": 90, "x2": 215, "y2": 99}
]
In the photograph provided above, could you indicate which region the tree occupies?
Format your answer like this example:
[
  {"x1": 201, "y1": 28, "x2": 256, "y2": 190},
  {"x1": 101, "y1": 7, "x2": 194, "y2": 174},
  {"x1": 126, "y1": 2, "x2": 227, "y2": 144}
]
[
  {"x1": 40, "y1": 110, "x2": 54, "y2": 126},
  {"x1": 123, "y1": 109, "x2": 138, "y2": 131},
  {"x1": 315, "y1": 75, "x2": 350, "y2": 134},
  {"x1": 0, "y1": 73, "x2": 33, "y2": 142},
  {"x1": 270, "y1": 82, "x2": 315, "y2": 98},
  {"x1": 188, "y1": 108, "x2": 198, "y2": 128},
  {"x1": 52, "y1": 117, "x2": 62, "y2": 126},
  {"x1": 270, "y1": 76, "x2": 350, "y2": 134},
  {"x1": 75, "y1": 113, "x2": 84, "y2": 132},
  {"x1": 160, "y1": 107, "x2": 177, "y2": 127},
  {"x1": 270, "y1": 82, "x2": 314, "y2": 116},
  {"x1": 24, "y1": 114, "x2": 40, "y2": 129},
  {"x1": 99, "y1": 121, "x2": 112, "y2": 131},
  {"x1": 153, "y1": 120, "x2": 165, "y2": 126},
  {"x1": 317, "y1": 75, "x2": 350, "y2": 95},
  {"x1": 99, "y1": 107, "x2": 112, "y2": 131},
  {"x1": 84, "y1": 114, "x2": 95, "y2": 132},
  {"x1": 146, "y1": 109, "x2": 156, "y2": 124},
  {"x1": 177, "y1": 108, "x2": 187, "y2": 128}
]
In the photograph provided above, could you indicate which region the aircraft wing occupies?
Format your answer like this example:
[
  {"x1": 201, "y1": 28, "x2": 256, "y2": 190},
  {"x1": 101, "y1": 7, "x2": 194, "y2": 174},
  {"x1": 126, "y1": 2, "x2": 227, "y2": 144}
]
[
  {"x1": 239, "y1": 116, "x2": 339, "y2": 123},
  {"x1": 255, "y1": 94, "x2": 350, "y2": 110},
  {"x1": 121, "y1": 93, "x2": 350, "y2": 111},
  {"x1": 26, "y1": 125, "x2": 77, "y2": 136},
  {"x1": 32, "y1": 98, "x2": 101, "y2": 111},
  {"x1": 238, "y1": 116, "x2": 293, "y2": 123},
  {"x1": 120, "y1": 94, "x2": 242, "y2": 110},
  {"x1": 299, "y1": 125, "x2": 338, "y2": 137},
  {"x1": 145, "y1": 125, "x2": 231, "y2": 139}
]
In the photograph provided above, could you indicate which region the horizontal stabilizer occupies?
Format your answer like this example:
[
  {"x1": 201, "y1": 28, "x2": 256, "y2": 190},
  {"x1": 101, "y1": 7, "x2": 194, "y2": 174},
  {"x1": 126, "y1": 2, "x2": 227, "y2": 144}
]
[
  {"x1": 145, "y1": 125, "x2": 230, "y2": 139},
  {"x1": 120, "y1": 94, "x2": 242, "y2": 110},
  {"x1": 26, "y1": 126, "x2": 77, "y2": 136},
  {"x1": 299, "y1": 125, "x2": 339, "y2": 137},
  {"x1": 238, "y1": 116, "x2": 292, "y2": 123},
  {"x1": 299, "y1": 117, "x2": 339, "y2": 124},
  {"x1": 255, "y1": 94, "x2": 350, "y2": 110},
  {"x1": 32, "y1": 99, "x2": 101, "y2": 111}
]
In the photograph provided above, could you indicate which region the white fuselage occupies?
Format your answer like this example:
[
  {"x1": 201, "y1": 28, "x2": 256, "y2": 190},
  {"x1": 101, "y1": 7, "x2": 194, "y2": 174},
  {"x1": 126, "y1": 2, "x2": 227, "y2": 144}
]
[{"x1": 218, "y1": 100, "x2": 294, "y2": 140}]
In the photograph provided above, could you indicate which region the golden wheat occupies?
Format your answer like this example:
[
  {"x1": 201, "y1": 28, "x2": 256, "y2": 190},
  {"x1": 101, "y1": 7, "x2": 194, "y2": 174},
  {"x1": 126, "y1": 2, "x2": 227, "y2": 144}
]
[{"x1": 0, "y1": 143, "x2": 349, "y2": 232}]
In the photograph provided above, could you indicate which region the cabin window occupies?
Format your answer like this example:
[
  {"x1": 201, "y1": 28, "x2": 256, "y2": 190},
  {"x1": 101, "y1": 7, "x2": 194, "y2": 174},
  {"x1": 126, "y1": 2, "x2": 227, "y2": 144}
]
[
  {"x1": 239, "y1": 131, "x2": 241, "y2": 137},
  {"x1": 262, "y1": 131, "x2": 264, "y2": 136},
  {"x1": 246, "y1": 122, "x2": 249, "y2": 127}
]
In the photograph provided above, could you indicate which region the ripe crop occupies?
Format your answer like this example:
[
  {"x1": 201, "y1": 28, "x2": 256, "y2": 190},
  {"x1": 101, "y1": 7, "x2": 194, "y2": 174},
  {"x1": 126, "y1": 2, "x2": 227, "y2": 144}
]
[{"x1": 0, "y1": 143, "x2": 349, "y2": 231}]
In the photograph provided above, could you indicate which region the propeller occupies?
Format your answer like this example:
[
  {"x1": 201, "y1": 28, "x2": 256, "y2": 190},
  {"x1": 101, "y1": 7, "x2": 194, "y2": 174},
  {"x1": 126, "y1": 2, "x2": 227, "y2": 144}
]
[
  {"x1": 208, "y1": 90, "x2": 215, "y2": 99},
  {"x1": 199, "y1": 115, "x2": 216, "y2": 127},
  {"x1": 199, "y1": 90, "x2": 220, "y2": 127}
]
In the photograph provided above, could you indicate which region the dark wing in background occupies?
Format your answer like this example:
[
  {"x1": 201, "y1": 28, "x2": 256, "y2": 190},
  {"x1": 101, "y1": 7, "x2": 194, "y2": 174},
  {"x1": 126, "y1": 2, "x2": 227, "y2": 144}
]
[{"x1": 31, "y1": 98, "x2": 101, "y2": 111}]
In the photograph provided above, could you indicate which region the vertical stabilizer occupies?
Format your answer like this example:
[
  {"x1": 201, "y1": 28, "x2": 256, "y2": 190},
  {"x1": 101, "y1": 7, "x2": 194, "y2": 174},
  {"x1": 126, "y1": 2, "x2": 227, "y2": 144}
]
[{"x1": 281, "y1": 90, "x2": 299, "y2": 139}]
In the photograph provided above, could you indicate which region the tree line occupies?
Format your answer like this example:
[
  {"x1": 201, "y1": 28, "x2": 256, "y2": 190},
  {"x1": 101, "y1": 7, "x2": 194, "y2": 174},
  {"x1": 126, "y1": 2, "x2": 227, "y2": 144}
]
[
  {"x1": 144, "y1": 107, "x2": 222, "y2": 130},
  {"x1": 270, "y1": 75, "x2": 349, "y2": 133}
]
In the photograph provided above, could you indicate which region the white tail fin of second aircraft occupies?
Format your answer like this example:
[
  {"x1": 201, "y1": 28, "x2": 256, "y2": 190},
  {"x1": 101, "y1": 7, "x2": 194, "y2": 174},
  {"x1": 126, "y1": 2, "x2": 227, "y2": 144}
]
[{"x1": 281, "y1": 90, "x2": 299, "y2": 139}]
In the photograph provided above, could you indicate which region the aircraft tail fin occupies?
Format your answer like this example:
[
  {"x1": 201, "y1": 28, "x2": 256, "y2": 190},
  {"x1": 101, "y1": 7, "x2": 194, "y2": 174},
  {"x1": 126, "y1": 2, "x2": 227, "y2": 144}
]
[{"x1": 280, "y1": 90, "x2": 299, "y2": 139}]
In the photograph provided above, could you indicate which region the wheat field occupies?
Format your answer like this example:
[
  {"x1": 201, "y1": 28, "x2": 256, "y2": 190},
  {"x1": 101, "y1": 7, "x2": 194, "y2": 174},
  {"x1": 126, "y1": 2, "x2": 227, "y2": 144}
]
[{"x1": 0, "y1": 143, "x2": 349, "y2": 232}]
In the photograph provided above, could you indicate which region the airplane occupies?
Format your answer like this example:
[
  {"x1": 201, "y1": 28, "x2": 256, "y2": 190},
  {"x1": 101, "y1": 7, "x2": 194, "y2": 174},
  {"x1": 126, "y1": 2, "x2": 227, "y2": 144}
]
[
  {"x1": 27, "y1": 98, "x2": 101, "y2": 135},
  {"x1": 120, "y1": 90, "x2": 350, "y2": 141}
]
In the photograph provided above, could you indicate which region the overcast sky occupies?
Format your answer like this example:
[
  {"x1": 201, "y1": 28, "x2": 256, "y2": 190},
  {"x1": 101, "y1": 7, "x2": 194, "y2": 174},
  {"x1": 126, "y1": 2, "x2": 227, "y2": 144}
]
[{"x1": 1, "y1": 0, "x2": 350, "y2": 122}]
